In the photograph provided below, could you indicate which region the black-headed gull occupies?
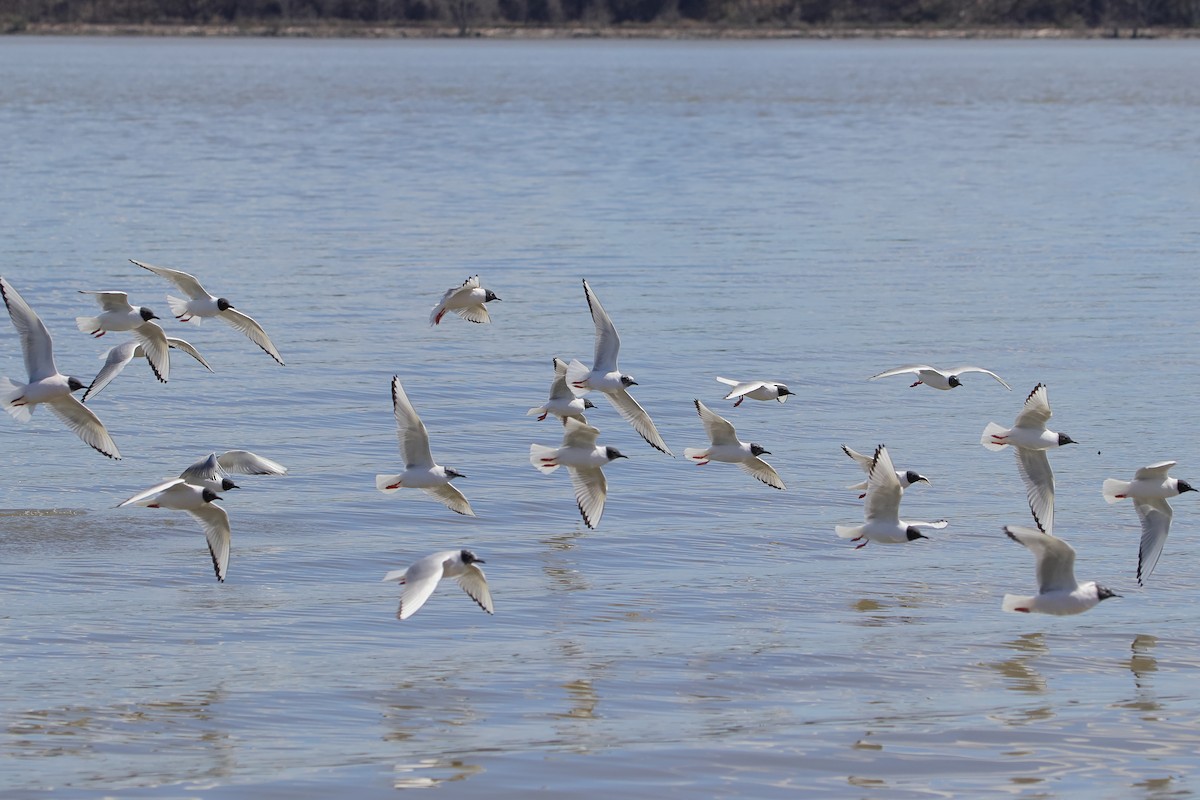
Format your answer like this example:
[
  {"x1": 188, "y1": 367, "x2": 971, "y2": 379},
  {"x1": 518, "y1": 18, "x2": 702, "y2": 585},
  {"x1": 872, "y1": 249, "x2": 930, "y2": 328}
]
[
  {"x1": 180, "y1": 450, "x2": 288, "y2": 493},
  {"x1": 1002, "y1": 525, "x2": 1119, "y2": 615},
  {"x1": 835, "y1": 445, "x2": 947, "y2": 549},
  {"x1": 382, "y1": 549, "x2": 493, "y2": 620},
  {"x1": 684, "y1": 399, "x2": 785, "y2": 490},
  {"x1": 842, "y1": 445, "x2": 929, "y2": 498},
  {"x1": 75, "y1": 290, "x2": 170, "y2": 383},
  {"x1": 131, "y1": 259, "x2": 284, "y2": 366},
  {"x1": 375, "y1": 376, "x2": 474, "y2": 517},
  {"x1": 0, "y1": 277, "x2": 121, "y2": 460},
  {"x1": 869, "y1": 364, "x2": 1011, "y2": 391},
  {"x1": 528, "y1": 357, "x2": 595, "y2": 424},
  {"x1": 429, "y1": 275, "x2": 500, "y2": 326},
  {"x1": 982, "y1": 384, "x2": 1075, "y2": 535},
  {"x1": 1103, "y1": 461, "x2": 1196, "y2": 586},
  {"x1": 82, "y1": 336, "x2": 213, "y2": 402},
  {"x1": 715, "y1": 377, "x2": 793, "y2": 406},
  {"x1": 565, "y1": 279, "x2": 672, "y2": 456},
  {"x1": 530, "y1": 416, "x2": 627, "y2": 529},
  {"x1": 117, "y1": 479, "x2": 231, "y2": 582}
]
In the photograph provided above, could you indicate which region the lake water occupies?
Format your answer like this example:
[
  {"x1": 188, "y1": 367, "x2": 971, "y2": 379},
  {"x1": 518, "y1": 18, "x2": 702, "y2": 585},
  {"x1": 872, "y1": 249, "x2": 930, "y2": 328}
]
[{"x1": 2, "y1": 36, "x2": 1200, "y2": 798}]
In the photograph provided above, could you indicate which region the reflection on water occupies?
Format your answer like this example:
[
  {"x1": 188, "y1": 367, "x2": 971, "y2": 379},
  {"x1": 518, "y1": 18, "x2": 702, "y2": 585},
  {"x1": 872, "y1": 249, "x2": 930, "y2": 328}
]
[
  {"x1": 393, "y1": 757, "x2": 483, "y2": 790},
  {"x1": 1118, "y1": 634, "x2": 1163, "y2": 716}
]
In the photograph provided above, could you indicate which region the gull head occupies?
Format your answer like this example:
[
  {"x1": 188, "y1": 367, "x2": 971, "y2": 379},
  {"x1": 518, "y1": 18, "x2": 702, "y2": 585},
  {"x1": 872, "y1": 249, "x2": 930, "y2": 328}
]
[
  {"x1": 139, "y1": 307, "x2": 160, "y2": 322},
  {"x1": 1096, "y1": 584, "x2": 1120, "y2": 602},
  {"x1": 445, "y1": 467, "x2": 466, "y2": 480},
  {"x1": 620, "y1": 375, "x2": 638, "y2": 388},
  {"x1": 217, "y1": 298, "x2": 234, "y2": 311},
  {"x1": 749, "y1": 443, "x2": 771, "y2": 457},
  {"x1": 484, "y1": 289, "x2": 501, "y2": 303},
  {"x1": 583, "y1": 398, "x2": 597, "y2": 409},
  {"x1": 906, "y1": 471, "x2": 930, "y2": 485},
  {"x1": 202, "y1": 488, "x2": 223, "y2": 503},
  {"x1": 1058, "y1": 433, "x2": 1076, "y2": 446},
  {"x1": 460, "y1": 549, "x2": 485, "y2": 565},
  {"x1": 906, "y1": 527, "x2": 930, "y2": 542},
  {"x1": 220, "y1": 478, "x2": 240, "y2": 492},
  {"x1": 777, "y1": 385, "x2": 793, "y2": 396},
  {"x1": 68, "y1": 376, "x2": 88, "y2": 393},
  {"x1": 948, "y1": 375, "x2": 962, "y2": 388},
  {"x1": 1178, "y1": 479, "x2": 1196, "y2": 494},
  {"x1": 605, "y1": 446, "x2": 628, "y2": 462}
]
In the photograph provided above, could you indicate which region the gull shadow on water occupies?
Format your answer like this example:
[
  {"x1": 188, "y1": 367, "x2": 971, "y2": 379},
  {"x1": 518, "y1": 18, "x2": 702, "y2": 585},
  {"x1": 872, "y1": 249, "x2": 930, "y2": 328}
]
[
  {"x1": 1115, "y1": 634, "x2": 1163, "y2": 716},
  {"x1": 983, "y1": 632, "x2": 1055, "y2": 727},
  {"x1": 848, "y1": 589, "x2": 932, "y2": 628}
]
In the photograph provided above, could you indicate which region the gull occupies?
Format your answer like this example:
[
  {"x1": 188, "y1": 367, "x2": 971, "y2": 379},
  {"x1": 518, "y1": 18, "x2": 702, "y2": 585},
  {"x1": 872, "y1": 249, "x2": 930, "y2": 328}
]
[
  {"x1": 1103, "y1": 461, "x2": 1196, "y2": 586},
  {"x1": 530, "y1": 416, "x2": 627, "y2": 529},
  {"x1": 1001, "y1": 525, "x2": 1119, "y2": 615},
  {"x1": 527, "y1": 357, "x2": 595, "y2": 424},
  {"x1": 715, "y1": 377, "x2": 793, "y2": 407},
  {"x1": 82, "y1": 335, "x2": 213, "y2": 402},
  {"x1": 835, "y1": 444, "x2": 947, "y2": 549},
  {"x1": 382, "y1": 549, "x2": 493, "y2": 620},
  {"x1": 429, "y1": 275, "x2": 500, "y2": 326},
  {"x1": 0, "y1": 277, "x2": 121, "y2": 460},
  {"x1": 117, "y1": 479, "x2": 231, "y2": 582},
  {"x1": 565, "y1": 279, "x2": 673, "y2": 456},
  {"x1": 842, "y1": 444, "x2": 929, "y2": 499},
  {"x1": 684, "y1": 399, "x2": 785, "y2": 490},
  {"x1": 869, "y1": 364, "x2": 1011, "y2": 391},
  {"x1": 130, "y1": 259, "x2": 284, "y2": 366},
  {"x1": 76, "y1": 290, "x2": 171, "y2": 383},
  {"x1": 180, "y1": 450, "x2": 288, "y2": 494},
  {"x1": 375, "y1": 376, "x2": 474, "y2": 517},
  {"x1": 981, "y1": 383, "x2": 1075, "y2": 535}
]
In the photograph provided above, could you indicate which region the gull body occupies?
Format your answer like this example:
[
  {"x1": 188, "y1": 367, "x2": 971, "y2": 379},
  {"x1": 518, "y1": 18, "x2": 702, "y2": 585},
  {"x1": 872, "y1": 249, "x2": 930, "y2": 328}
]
[
  {"x1": 715, "y1": 376, "x2": 793, "y2": 407},
  {"x1": 375, "y1": 376, "x2": 474, "y2": 516},
  {"x1": 565, "y1": 279, "x2": 673, "y2": 456},
  {"x1": 842, "y1": 445, "x2": 929, "y2": 497},
  {"x1": 429, "y1": 275, "x2": 500, "y2": 326},
  {"x1": 1001, "y1": 525, "x2": 1118, "y2": 614},
  {"x1": 869, "y1": 364, "x2": 1011, "y2": 391},
  {"x1": 528, "y1": 357, "x2": 595, "y2": 424},
  {"x1": 981, "y1": 383, "x2": 1075, "y2": 534},
  {"x1": 83, "y1": 335, "x2": 213, "y2": 402},
  {"x1": 684, "y1": 399, "x2": 785, "y2": 490},
  {"x1": 1103, "y1": 461, "x2": 1196, "y2": 586},
  {"x1": 382, "y1": 549, "x2": 493, "y2": 620},
  {"x1": 118, "y1": 479, "x2": 231, "y2": 582},
  {"x1": 530, "y1": 416, "x2": 627, "y2": 529},
  {"x1": 0, "y1": 277, "x2": 121, "y2": 459},
  {"x1": 835, "y1": 444, "x2": 947, "y2": 548},
  {"x1": 131, "y1": 259, "x2": 284, "y2": 366}
]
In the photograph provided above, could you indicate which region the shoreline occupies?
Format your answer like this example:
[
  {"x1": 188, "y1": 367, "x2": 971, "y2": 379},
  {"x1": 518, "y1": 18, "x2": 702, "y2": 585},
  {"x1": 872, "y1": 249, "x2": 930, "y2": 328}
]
[{"x1": 7, "y1": 21, "x2": 1200, "y2": 39}]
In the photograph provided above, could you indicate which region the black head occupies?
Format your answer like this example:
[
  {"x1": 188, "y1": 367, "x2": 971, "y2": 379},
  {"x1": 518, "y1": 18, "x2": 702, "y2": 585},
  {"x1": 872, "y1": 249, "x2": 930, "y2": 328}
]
[
  {"x1": 620, "y1": 375, "x2": 638, "y2": 388},
  {"x1": 202, "y1": 488, "x2": 222, "y2": 503},
  {"x1": 906, "y1": 527, "x2": 929, "y2": 542},
  {"x1": 460, "y1": 549, "x2": 484, "y2": 565},
  {"x1": 217, "y1": 298, "x2": 234, "y2": 311},
  {"x1": 139, "y1": 307, "x2": 159, "y2": 322},
  {"x1": 1058, "y1": 433, "x2": 1076, "y2": 446},
  {"x1": 484, "y1": 290, "x2": 500, "y2": 303},
  {"x1": 905, "y1": 470, "x2": 928, "y2": 485},
  {"x1": 583, "y1": 398, "x2": 596, "y2": 410},
  {"x1": 948, "y1": 375, "x2": 962, "y2": 388},
  {"x1": 605, "y1": 446, "x2": 628, "y2": 461},
  {"x1": 777, "y1": 386, "x2": 793, "y2": 396},
  {"x1": 1096, "y1": 584, "x2": 1120, "y2": 601},
  {"x1": 1178, "y1": 479, "x2": 1196, "y2": 494},
  {"x1": 750, "y1": 443, "x2": 771, "y2": 457},
  {"x1": 220, "y1": 478, "x2": 240, "y2": 492},
  {"x1": 67, "y1": 376, "x2": 87, "y2": 392},
  {"x1": 445, "y1": 467, "x2": 466, "y2": 480}
]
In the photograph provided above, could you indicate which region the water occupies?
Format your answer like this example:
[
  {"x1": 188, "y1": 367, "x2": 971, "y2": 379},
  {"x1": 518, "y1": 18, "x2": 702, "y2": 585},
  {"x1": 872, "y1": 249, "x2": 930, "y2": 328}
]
[{"x1": 2, "y1": 36, "x2": 1200, "y2": 797}]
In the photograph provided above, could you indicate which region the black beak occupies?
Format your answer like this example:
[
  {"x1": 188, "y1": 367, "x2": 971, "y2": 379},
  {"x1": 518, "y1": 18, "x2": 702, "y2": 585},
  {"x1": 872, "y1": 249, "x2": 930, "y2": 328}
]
[
  {"x1": 627, "y1": 380, "x2": 639, "y2": 386},
  {"x1": 475, "y1": 558, "x2": 486, "y2": 564}
]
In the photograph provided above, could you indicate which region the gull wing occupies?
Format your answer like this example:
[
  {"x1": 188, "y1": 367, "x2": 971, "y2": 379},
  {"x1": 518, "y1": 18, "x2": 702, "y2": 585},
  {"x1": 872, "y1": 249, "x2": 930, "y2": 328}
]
[
  {"x1": 216, "y1": 450, "x2": 287, "y2": 476},
  {"x1": 429, "y1": 276, "x2": 477, "y2": 326},
  {"x1": 1015, "y1": 447, "x2": 1056, "y2": 534},
  {"x1": 422, "y1": 483, "x2": 476, "y2": 517},
  {"x1": 394, "y1": 554, "x2": 446, "y2": 620},
  {"x1": 863, "y1": 445, "x2": 902, "y2": 524},
  {"x1": 841, "y1": 445, "x2": 873, "y2": 473},
  {"x1": 568, "y1": 465, "x2": 607, "y2": 530},
  {"x1": 132, "y1": 321, "x2": 170, "y2": 383},
  {"x1": 130, "y1": 259, "x2": 209, "y2": 299},
  {"x1": 582, "y1": 279, "x2": 621, "y2": 373},
  {"x1": 117, "y1": 478, "x2": 187, "y2": 507},
  {"x1": 868, "y1": 365, "x2": 930, "y2": 381},
  {"x1": 165, "y1": 336, "x2": 214, "y2": 372},
  {"x1": 719, "y1": 379, "x2": 765, "y2": 400},
  {"x1": 188, "y1": 503, "x2": 231, "y2": 582},
  {"x1": 456, "y1": 564, "x2": 494, "y2": 614},
  {"x1": 547, "y1": 357, "x2": 575, "y2": 402},
  {"x1": 694, "y1": 399, "x2": 739, "y2": 446},
  {"x1": 79, "y1": 290, "x2": 134, "y2": 313},
  {"x1": 452, "y1": 304, "x2": 490, "y2": 324},
  {"x1": 949, "y1": 366, "x2": 1011, "y2": 390},
  {"x1": 1134, "y1": 461, "x2": 1177, "y2": 481},
  {"x1": 740, "y1": 457, "x2": 785, "y2": 490},
  {"x1": 561, "y1": 416, "x2": 601, "y2": 449},
  {"x1": 1014, "y1": 383, "x2": 1052, "y2": 429},
  {"x1": 46, "y1": 395, "x2": 121, "y2": 460},
  {"x1": 1, "y1": 277, "x2": 58, "y2": 382},
  {"x1": 83, "y1": 340, "x2": 139, "y2": 402},
  {"x1": 1134, "y1": 497, "x2": 1174, "y2": 586},
  {"x1": 219, "y1": 308, "x2": 284, "y2": 366},
  {"x1": 391, "y1": 376, "x2": 435, "y2": 468},
  {"x1": 180, "y1": 452, "x2": 222, "y2": 483},
  {"x1": 1004, "y1": 525, "x2": 1077, "y2": 594},
  {"x1": 605, "y1": 388, "x2": 673, "y2": 456}
]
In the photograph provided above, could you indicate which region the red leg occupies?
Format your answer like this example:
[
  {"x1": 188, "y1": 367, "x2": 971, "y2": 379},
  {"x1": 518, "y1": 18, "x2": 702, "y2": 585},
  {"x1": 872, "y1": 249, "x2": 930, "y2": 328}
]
[
  {"x1": 855, "y1": 541, "x2": 868, "y2": 549},
  {"x1": 733, "y1": 397, "x2": 743, "y2": 407},
  {"x1": 909, "y1": 380, "x2": 922, "y2": 388}
]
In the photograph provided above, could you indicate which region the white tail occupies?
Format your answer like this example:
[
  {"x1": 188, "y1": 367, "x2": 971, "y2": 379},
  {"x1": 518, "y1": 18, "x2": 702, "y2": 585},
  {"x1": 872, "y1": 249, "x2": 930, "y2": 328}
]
[
  {"x1": 846, "y1": 480, "x2": 868, "y2": 492},
  {"x1": 0, "y1": 376, "x2": 31, "y2": 422},
  {"x1": 527, "y1": 406, "x2": 547, "y2": 417},
  {"x1": 715, "y1": 376, "x2": 738, "y2": 386},
  {"x1": 1002, "y1": 593, "x2": 1035, "y2": 613},
  {"x1": 529, "y1": 444, "x2": 560, "y2": 474},
  {"x1": 683, "y1": 447, "x2": 709, "y2": 462},
  {"x1": 167, "y1": 295, "x2": 199, "y2": 323},
  {"x1": 564, "y1": 359, "x2": 591, "y2": 398},
  {"x1": 381, "y1": 569, "x2": 407, "y2": 583},
  {"x1": 75, "y1": 315, "x2": 101, "y2": 334},
  {"x1": 375, "y1": 474, "x2": 403, "y2": 493},
  {"x1": 835, "y1": 525, "x2": 862, "y2": 540},
  {"x1": 980, "y1": 422, "x2": 1009, "y2": 451},
  {"x1": 1101, "y1": 479, "x2": 1129, "y2": 504}
]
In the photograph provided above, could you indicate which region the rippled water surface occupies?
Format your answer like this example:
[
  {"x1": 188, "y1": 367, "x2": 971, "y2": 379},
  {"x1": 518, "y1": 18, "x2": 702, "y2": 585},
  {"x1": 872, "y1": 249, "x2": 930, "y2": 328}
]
[{"x1": 2, "y1": 37, "x2": 1200, "y2": 798}]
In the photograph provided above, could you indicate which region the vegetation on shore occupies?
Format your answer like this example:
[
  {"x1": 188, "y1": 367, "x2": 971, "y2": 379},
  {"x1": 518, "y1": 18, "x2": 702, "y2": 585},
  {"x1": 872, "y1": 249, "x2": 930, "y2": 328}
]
[{"x1": 2, "y1": 0, "x2": 1197, "y2": 36}]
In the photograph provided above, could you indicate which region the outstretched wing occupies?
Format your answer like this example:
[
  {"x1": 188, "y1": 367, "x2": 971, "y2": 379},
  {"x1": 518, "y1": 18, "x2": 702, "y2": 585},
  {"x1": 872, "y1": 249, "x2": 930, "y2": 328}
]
[
  {"x1": 1, "y1": 277, "x2": 58, "y2": 382},
  {"x1": 568, "y1": 465, "x2": 608, "y2": 530},
  {"x1": 130, "y1": 259, "x2": 210, "y2": 299},
  {"x1": 605, "y1": 388, "x2": 673, "y2": 456},
  {"x1": 456, "y1": 564, "x2": 494, "y2": 614},
  {"x1": 188, "y1": 503, "x2": 231, "y2": 582},
  {"x1": 693, "y1": 399, "x2": 739, "y2": 446},
  {"x1": 1004, "y1": 525, "x2": 1077, "y2": 594},
  {"x1": 46, "y1": 395, "x2": 121, "y2": 460},
  {"x1": 740, "y1": 457, "x2": 785, "y2": 490},
  {"x1": 868, "y1": 365, "x2": 930, "y2": 381},
  {"x1": 582, "y1": 279, "x2": 621, "y2": 373},
  {"x1": 391, "y1": 376, "x2": 434, "y2": 468},
  {"x1": 1014, "y1": 383, "x2": 1052, "y2": 429},
  {"x1": 83, "y1": 340, "x2": 139, "y2": 402},
  {"x1": 1134, "y1": 497, "x2": 1174, "y2": 586},
  {"x1": 1015, "y1": 447, "x2": 1055, "y2": 535},
  {"x1": 950, "y1": 366, "x2": 1011, "y2": 390},
  {"x1": 79, "y1": 290, "x2": 135, "y2": 313},
  {"x1": 219, "y1": 308, "x2": 284, "y2": 366},
  {"x1": 422, "y1": 484, "x2": 475, "y2": 517}
]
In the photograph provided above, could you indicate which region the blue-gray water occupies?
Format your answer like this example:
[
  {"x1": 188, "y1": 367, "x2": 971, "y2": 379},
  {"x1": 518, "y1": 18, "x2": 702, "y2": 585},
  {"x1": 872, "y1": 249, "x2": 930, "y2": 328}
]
[{"x1": 2, "y1": 37, "x2": 1200, "y2": 798}]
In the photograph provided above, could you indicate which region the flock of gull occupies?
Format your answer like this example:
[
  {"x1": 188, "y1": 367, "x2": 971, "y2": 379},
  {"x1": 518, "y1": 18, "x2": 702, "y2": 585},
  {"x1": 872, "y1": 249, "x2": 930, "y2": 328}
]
[{"x1": 1, "y1": 268, "x2": 1191, "y2": 620}]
